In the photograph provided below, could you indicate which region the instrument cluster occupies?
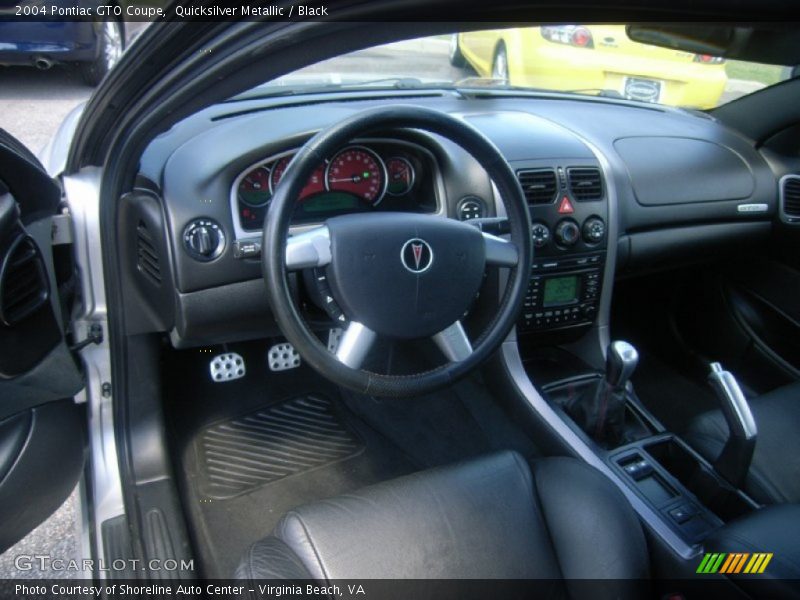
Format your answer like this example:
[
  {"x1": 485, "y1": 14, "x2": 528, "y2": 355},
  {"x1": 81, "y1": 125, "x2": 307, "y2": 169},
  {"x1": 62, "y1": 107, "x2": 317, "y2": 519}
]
[{"x1": 233, "y1": 141, "x2": 435, "y2": 231}]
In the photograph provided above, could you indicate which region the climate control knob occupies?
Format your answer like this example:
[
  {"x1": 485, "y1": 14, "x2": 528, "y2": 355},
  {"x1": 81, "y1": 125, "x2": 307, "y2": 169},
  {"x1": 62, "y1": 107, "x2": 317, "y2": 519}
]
[
  {"x1": 583, "y1": 216, "x2": 606, "y2": 244},
  {"x1": 554, "y1": 219, "x2": 580, "y2": 247},
  {"x1": 183, "y1": 219, "x2": 226, "y2": 261},
  {"x1": 531, "y1": 222, "x2": 551, "y2": 248}
]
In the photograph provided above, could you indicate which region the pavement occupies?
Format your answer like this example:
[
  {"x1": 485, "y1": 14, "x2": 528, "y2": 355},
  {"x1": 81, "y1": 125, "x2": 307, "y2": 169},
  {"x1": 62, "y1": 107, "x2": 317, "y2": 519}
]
[
  {"x1": 0, "y1": 66, "x2": 92, "y2": 154},
  {"x1": 0, "y1": 34, "x2": 769, "y2": 579},
  {"x1": 0, "y1": 487, "x2": 81, "y2": 579}
]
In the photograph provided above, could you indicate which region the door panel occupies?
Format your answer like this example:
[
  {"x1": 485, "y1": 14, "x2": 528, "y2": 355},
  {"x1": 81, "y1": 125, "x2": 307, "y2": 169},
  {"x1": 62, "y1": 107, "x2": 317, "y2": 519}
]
[
  {"x1": 0, "y1": 400, "x2": 85, "y2": 552},
  {"x1": 0, "y1": 129, "x2": 86, "y2": 553},
  {"x1": 673, "y1": 259, "x2": 800, "y2": 395},
  {"x1": 725, "y1": 259, "x2": 800, "y2": 383}
]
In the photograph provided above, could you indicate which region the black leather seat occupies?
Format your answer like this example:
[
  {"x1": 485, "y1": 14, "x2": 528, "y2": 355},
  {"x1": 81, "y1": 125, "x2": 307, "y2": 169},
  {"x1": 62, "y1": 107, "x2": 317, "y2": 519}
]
[
  {"x1": 706, "y1": 504, "x2": 800, "y2": 600},
  {"x1": 236, "y1": 451, "x2": 650, "y2": 596},
  {"x1": 684, "y1": 381, "x2": 800, "y2": 504}
]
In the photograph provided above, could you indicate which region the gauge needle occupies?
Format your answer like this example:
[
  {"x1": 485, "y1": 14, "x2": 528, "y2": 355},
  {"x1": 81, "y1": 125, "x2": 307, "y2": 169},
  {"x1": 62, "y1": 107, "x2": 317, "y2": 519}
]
[{"x1": 329, "y1": 175, "x2": 369, "y2": 183}]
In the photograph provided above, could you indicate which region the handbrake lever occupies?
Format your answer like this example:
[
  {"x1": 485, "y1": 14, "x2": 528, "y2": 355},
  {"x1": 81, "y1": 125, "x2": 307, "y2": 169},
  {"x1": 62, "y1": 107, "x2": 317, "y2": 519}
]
[{"x1": 707, "y1": 362, "x2": 757, "y2": 489}]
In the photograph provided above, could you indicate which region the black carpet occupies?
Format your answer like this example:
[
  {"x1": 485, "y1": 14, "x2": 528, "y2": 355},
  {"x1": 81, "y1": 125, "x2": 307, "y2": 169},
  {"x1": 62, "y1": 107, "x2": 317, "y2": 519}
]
[{"x1": 163, "y1": 339, "x2": 539, "y2": 578}]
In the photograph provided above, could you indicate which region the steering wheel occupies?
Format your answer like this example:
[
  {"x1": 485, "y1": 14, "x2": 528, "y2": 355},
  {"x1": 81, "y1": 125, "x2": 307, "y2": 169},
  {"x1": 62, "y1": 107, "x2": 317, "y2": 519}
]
[{"x1": 262, "y1": 105, "x2": 532, "y2": 397}]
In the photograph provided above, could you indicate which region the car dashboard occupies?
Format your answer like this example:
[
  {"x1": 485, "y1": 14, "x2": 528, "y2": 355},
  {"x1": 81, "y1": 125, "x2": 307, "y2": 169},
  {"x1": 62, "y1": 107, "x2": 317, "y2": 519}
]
[
  {"x1": 125, "y1": 91, "x2": 785, "y2": 347},
  {"x1": 230, "y1": 140, "x2": 441, "y2": 236}
]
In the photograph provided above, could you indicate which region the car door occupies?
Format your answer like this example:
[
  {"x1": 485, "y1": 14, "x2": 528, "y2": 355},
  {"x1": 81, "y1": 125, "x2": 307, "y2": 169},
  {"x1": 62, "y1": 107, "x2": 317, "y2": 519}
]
[
  {"x1": 459, "y1": 29, "x2": 504, "y2": 75},
  {"x1": 0, "y1": 129, "x2": 86, "y2": 553}
]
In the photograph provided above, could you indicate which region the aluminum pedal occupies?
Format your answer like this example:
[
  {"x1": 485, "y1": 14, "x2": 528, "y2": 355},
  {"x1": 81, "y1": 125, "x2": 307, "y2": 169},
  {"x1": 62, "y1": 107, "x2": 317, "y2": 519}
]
[
  {"x1": 327, "y1": 328, "x2": 344, "y2": 354},
  {"x1": 268, "y1": 342, "x2": 301, "y2": 371},
  {"x1": 209, "y1": 352, "x2": 246, "y2": 382}
]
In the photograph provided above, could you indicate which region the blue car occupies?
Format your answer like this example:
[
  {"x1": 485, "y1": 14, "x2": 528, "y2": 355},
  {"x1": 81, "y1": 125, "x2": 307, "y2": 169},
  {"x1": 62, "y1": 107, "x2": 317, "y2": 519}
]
[{"x1": 0, "y1": 12, "x2": 124, "y2": 85}]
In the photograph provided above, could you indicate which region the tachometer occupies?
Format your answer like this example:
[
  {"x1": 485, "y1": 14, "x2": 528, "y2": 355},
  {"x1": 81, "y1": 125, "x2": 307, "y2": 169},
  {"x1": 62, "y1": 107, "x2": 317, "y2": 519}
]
[
  {"x1": 325, "y1": 146, "x2": 387, "y2": 205},
  {"x1": 238, "y1": 165, "x2": 272, "y2": 207},
  {"x1": 270, "y1": 155, "x2": 326, "y2": 198},
  {"x1": 386, "y1": 156, "x2": 415, "y2": 196}
]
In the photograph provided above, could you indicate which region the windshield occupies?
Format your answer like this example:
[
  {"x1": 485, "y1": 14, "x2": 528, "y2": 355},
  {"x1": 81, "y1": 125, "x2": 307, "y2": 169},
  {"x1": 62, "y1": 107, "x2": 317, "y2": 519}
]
[{"x1": 244, "y1": 26, "x2": 793, "y2": 109}]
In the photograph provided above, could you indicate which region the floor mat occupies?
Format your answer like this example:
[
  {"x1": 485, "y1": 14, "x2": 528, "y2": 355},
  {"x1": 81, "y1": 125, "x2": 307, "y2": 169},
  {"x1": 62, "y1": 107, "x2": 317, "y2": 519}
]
[
  {"x1": 196, "y1": 395, "x2": 364, "y2": 499},
  {"x1": 165, "y1": 340, "x2": 540, "y2": 578}
]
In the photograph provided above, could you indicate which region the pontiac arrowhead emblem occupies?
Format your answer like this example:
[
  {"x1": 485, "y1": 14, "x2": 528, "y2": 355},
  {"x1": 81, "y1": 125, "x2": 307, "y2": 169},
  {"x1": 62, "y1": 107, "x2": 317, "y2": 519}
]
[
  {"x1": 412, "y1": 243, "x2": 424, "y2": 269},
  {"x1": 401, "y1": 238, "x2": 433, "y2": 273}
]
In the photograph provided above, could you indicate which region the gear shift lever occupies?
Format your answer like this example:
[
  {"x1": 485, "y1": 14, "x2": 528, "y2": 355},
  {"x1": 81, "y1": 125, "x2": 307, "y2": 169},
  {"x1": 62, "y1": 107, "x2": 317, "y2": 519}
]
[
  {"x1": 565, "y1": 340, "x2": 639, "y2": 446},
  {"x1": 606, "y1": 341, "x2": 639, "y2": 391}
]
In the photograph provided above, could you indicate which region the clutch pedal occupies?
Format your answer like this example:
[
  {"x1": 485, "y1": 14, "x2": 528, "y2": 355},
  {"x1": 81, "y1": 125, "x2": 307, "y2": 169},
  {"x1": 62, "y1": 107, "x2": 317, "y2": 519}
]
[
  {"x1": 209, "y1": 352, "x2": 246, "y2": 382},
  {"x1": 268, "y1": 342, "x2": 301, "y2": 371}
]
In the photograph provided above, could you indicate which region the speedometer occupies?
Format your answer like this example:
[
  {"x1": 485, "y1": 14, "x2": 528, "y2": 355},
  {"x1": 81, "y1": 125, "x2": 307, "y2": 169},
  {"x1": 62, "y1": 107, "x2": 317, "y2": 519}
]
[{"x1": 325, "y1": 146, "x2": 387, "y2": 205}]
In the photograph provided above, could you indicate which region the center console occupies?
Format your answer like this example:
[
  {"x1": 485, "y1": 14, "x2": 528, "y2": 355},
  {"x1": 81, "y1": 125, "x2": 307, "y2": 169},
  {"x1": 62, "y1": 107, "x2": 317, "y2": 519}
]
[
  {"x1": 499, "y1": 143, "x2": 798, "y2": 595},
  {"x1": 514, "y1": 165, "x2": 609, "y2": 336},
  {"x1": 539, "y1": 348, "x2": 759, "y2": 550}
]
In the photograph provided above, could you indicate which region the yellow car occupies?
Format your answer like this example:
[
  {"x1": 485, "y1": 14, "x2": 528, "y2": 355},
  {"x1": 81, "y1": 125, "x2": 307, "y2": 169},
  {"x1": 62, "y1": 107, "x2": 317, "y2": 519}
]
[{"x1": 451, "y1": 25, "x2": 728, "y2": 109}]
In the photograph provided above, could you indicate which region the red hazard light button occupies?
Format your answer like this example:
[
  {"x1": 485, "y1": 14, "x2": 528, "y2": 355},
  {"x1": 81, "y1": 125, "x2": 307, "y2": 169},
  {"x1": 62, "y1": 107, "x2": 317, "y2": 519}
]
[{"x1": 557, "y1": 196, "x2": 574, "y2": 214}]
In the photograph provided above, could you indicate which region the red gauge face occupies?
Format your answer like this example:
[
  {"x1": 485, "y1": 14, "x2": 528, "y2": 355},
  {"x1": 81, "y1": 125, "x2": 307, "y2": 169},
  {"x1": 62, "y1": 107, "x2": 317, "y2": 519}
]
[
  {"x1": 325, "y1": 147, "x2": 386, "y2": 205},
  {"x1": 238, "y1": 166, "x2": 272, "y2": 207},
  {"x1": 269, "y1": 156, "x2": 326, "y2": 198},
  {"x1": 386, "y1": 157, "x2": 415, "y2": 196}
]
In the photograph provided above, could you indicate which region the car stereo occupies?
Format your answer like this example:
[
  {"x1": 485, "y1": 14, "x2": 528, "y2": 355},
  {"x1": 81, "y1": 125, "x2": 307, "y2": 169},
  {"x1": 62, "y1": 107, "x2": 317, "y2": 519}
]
[{"x1": 519, "y1": 252, "x2": 604, "y2": 331}]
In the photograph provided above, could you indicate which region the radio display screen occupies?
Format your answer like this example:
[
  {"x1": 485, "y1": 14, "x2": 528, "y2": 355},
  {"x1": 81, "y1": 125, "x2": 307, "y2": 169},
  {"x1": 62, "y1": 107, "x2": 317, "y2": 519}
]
[{"x1": 543, "y1": 275, "x2": 579, "y2": 307}]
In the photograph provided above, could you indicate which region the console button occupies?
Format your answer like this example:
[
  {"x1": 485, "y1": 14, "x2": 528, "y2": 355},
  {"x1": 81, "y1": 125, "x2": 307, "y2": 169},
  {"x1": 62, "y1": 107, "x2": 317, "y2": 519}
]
[
  {"x1": 582, "y1": 216, "x2": 606, "y2": 244},
  {"x1": 531, "y1": 223, "x2": 551, "y2": 248},
  {"x1": 622, "y1": 459, "x2": 653, "y2": 481},
  {"x1": 457, "y1": 196, "x2": 485, "y2": 221},
  {"x1": 233, "y1": 239, "x2": 261, "y2": 259},
  {"x1": 669, "y1": 504, "x2": 697, "y2": 524},
  {"x1": 183, "y1": 218, "x2": 226, "y2": 262},
  {"x1": 554, "y1": 219, "x2": 580, "y2": 247}
]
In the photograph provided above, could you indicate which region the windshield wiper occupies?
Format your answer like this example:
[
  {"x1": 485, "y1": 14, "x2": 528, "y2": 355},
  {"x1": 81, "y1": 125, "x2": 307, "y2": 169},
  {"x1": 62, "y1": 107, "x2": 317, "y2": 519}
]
[
  {"x1": 454, "y1": 76, "x2": 510, "y2": 87},
  {"x1": 230, "y1": 77, "x2": 449, "y2": 101},
  {"x1": 564, "y1": 88, "x2": 625, "y2": 99}
]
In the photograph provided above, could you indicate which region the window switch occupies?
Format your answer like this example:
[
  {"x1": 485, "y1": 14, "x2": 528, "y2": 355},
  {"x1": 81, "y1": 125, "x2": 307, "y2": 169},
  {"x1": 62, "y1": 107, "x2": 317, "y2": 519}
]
[
  {"x1": 669, "y1": 504, "x2": 697, "y2": 524},
  {"x1": 622, "y1": 459, "x2": 653, "y2": 481}
]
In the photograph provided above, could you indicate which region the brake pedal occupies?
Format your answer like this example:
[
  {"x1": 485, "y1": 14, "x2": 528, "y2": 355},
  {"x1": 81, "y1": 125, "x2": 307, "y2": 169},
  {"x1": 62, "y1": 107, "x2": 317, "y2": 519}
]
[
  {"x1": 209, "y1": 352, "x2": 246, "y2": 382},
  {"x1": 268, "y1": 343, "x2": 301, "y2": 371}
]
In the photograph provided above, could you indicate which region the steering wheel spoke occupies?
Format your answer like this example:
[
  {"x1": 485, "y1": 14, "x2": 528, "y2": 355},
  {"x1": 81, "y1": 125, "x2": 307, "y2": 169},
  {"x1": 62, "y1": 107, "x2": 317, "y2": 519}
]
[
  {"x1": 482, "y1": 232, "x2": 519, "y2": 267},
  {"x1": 285, "y1": 225, "x2": 331, "y2": 270},
  {"x1": 432, "y1": 320, "x2": 473, "y2": 363},
  {"x1": 335, "y1": 321, "x2": 378, "y2": 369}
]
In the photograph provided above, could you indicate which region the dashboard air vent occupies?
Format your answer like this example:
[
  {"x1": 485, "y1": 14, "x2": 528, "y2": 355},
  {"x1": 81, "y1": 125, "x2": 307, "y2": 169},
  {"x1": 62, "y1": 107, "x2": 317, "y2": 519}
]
[
  {"x1": 567, "y1": 167, "x2": 603, "y2": 201},
  {"x1": 782, "y1": 176, "x2": 800, "y2": 222},
  {"x1": 517, "y1": 169, "x2": 557, "y2": 205},
  {"x1": 136, "y1": 221, "x2": 161, "y2": 285},
  {"x1": 0, "y1": 236, "x2": 49, "y2": 326}
]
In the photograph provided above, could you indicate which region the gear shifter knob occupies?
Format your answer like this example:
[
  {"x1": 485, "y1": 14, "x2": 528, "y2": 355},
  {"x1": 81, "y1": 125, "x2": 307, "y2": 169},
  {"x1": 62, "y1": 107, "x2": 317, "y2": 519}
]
[{"x1": 606, "y1": 341, "x2": 639, "y2": 391}]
